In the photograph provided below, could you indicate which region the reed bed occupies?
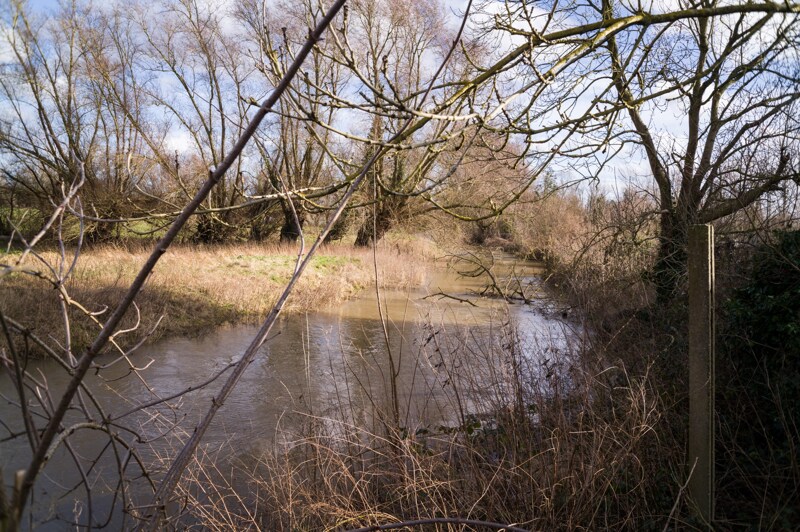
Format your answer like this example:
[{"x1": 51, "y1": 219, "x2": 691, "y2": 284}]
[{"x1": 162, "y1": 316, "x2": 680, "y2": 531}]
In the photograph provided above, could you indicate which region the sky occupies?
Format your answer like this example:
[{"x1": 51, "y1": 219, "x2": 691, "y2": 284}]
[
  {"x1": 0, "y1": 0, "x2": 675, "y2": 197},
  {"x1": 7, "y1": 0, "x2": 795, "y2": 200}
]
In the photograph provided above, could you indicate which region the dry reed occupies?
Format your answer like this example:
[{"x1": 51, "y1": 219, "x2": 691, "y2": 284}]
[{"x1": 165, "y1": 316, "x2": 678, "y2": 531}]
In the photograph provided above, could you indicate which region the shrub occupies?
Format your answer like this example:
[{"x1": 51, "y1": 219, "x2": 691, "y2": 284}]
[{"x1": 717, "y1": 230, "x2": 800, "y2": 527}]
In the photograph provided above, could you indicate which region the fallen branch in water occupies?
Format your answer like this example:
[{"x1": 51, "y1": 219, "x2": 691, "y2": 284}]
[{"x1": 423, "y1": 291, "x2": 480, "y2": 307}]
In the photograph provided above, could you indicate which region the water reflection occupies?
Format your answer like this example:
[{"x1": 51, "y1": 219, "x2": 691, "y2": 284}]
[{"x1": 1, "y1": 253, "x2": 577, "y2": 528}]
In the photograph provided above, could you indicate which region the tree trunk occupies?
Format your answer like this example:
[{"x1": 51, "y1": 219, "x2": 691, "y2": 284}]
[
  {"x1": 354, "y1": 206, "x2": 393, "y2": 247},
  {"x1": 195, "y1": 214, "x2": 229, "y2": 243},
  {"x1": 84, "y1": 201, "x2": 122, "y2": 244},
  {"x1": 0, "y1": 186, "x2": 15, "y2": 237},
  {"x1": 653, "y1": 210, "x2": 690, "y2": 303},
  {"x1": 322, "y1": 207, "x2": 352, "y2": 244},
  {"x1": 278, "y1": 203, "x2": 305, "y2": 243}
]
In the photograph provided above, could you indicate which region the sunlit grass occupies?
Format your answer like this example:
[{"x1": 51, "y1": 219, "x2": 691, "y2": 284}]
[{"x1": 0, "y1": 242, "x2": 429, "y2": 351}]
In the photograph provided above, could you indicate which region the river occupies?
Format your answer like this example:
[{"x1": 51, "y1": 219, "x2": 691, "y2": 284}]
[{"x1": 0, "y1": 252, "x2": 579, "y2": 529}]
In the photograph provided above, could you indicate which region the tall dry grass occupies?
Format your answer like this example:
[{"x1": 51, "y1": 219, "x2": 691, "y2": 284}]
[
  {"x1": 505, "y1": 188, "x2": 660, "y2": 325},
  {"x1": 465, "y1": 186, "x2": 659, "y2": 324},
  {"x1": 164, "y1": 316, "x2": 681, "y2": 530},
  {"x1": 0, "y1": 242, "x2": 428, "y2": 352}
]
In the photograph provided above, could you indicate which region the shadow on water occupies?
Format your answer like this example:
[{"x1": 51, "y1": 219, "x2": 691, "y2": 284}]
[{"x1": 0, "y1": 253, "x2": 580, "y2": 528}]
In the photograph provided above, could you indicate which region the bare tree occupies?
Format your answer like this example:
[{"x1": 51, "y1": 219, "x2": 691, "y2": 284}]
[
  {"x1": 128, "y1": 0, "x2": 259, "y2": 242},
  {"x1": 270, "y1": 0, "x2": 481, "y2": 246},
  {"x1": 238, "y1": 0, "x2": 348, "y2": 242},
  {"x1": 0, "y1": 2, "x2": 126, "y2": 241},
  {"x1": 600, "y1": 0, "x2": 800, "y2": 298}
]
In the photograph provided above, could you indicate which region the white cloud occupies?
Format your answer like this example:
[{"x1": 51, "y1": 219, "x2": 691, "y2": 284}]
[
  {"x1": 0, "y1": 22, "x2": 18, "y2": 65},
  {"x1": 165, "y1": 129, "x2": 194, "y2": 153}
]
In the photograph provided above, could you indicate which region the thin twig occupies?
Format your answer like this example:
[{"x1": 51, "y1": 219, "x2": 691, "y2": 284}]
[
  {"x1": 9, "y1": 0, "x2": 348, "y2": 520},
  {"x1": 346, "y1": 517, "x2": 531, "y2": 532},
  {"x1": 143, "y1": 0, "x2": 476, "y2": 525}
]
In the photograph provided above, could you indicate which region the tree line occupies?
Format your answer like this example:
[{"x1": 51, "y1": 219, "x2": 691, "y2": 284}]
[{"x1": 2, "y1": 1, "x2": 798, "y2": 284}]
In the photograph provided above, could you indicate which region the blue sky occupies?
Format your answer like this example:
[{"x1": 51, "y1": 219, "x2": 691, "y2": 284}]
[{"x1": 26, "y1": 0, "x2": 59, "y2": 12}]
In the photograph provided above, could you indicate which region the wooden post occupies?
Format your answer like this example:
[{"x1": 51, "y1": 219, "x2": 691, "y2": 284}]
[{"x1": 688, "y1": 224, "x2": 715, "y2": 525}]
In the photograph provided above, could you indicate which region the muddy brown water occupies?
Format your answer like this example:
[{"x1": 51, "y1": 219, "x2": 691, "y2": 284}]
[{"x1": 0, "y1": 253, "x2": 579, "y2": 529}]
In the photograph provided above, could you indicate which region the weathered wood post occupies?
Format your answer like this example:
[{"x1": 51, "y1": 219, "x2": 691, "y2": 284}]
[{"x1": 688, "y1": 224, "x2": 715, "y2": 525}]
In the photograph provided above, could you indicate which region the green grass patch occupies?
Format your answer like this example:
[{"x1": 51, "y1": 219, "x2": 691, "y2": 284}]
[
  {"x1": 221, "y1": 253, "x2": 358, "y2": 277},
  {"x1": 311, "y1": 255, "x2": 355, "y2": 270}
]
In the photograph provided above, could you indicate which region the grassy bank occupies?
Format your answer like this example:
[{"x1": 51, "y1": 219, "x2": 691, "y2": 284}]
[{"x1": 0, "y1": 241, "x2": 429, "y2": 352}]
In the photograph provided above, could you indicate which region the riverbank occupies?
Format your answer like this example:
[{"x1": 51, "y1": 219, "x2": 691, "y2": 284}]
[{"x1": 0, "y1": 240, "x2": 432, "y2": 352}]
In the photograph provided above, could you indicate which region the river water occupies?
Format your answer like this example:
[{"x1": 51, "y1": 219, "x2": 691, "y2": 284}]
[{"x1": 1, "y1": 253, "x2": 579, "y2": 529}]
